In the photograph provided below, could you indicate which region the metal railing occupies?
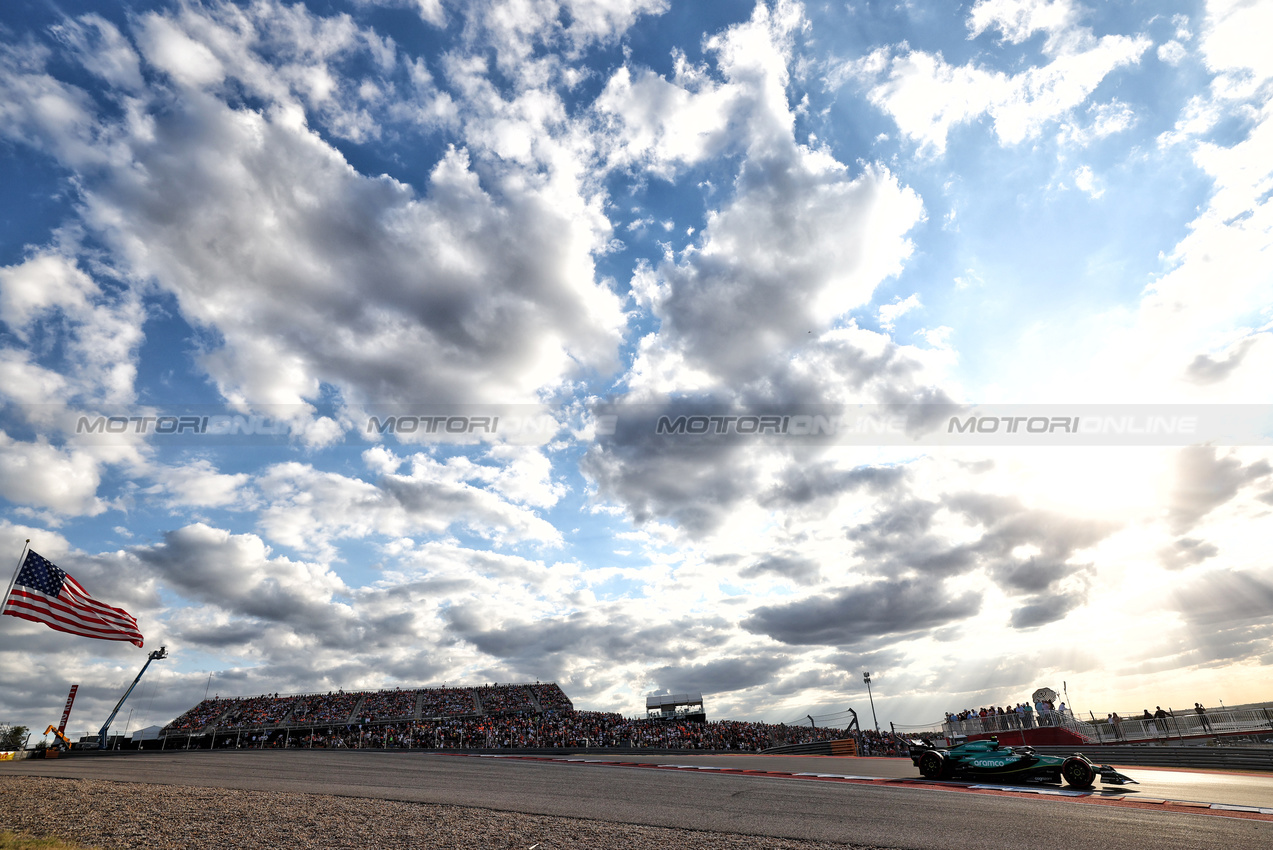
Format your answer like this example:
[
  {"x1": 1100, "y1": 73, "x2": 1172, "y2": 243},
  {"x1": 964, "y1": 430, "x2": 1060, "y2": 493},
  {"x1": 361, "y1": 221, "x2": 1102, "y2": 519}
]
[
  {"x1": 925, "y1": 709, "x2": 1097, "y2": 741},
  {"x1": 905, "y1": 705, "x2": 1273, "y2": 745},
  {"x1": 1087, "y1": 706, "x2": 1273, "y2": 743}
]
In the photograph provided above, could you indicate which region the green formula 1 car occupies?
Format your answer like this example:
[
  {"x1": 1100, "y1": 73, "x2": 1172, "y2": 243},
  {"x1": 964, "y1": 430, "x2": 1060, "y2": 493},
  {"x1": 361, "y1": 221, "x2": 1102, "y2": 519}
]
[{"x1": 907, "y1": 737, "x2": 1137, "y2": 788}]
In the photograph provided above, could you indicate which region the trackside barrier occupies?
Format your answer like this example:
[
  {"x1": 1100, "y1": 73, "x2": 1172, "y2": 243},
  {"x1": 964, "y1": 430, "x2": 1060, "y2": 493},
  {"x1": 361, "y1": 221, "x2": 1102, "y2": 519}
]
[
  {"x1": 763, "y1": 738, "x2": 860, "y2": 756},
  {"x1": 1023, "y1": 745, "x2": 1273, "y2": 772},
  {"x1": 44, "y1": 742, "x2": 1273, "y2": 771},
  {"x1": 769, "y1": 740, "x2": 1272, "y2": 771},
  {"x1": 831, "y1": 739, "x2": 858, "y2": 756},
  {"x1": 55, "y1": 746, "x2": 794, "y2": 758}
]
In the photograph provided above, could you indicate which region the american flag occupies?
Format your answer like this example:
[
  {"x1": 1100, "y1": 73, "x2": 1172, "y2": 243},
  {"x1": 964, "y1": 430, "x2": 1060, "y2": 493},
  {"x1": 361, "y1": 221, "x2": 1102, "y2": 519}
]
[{"x1": 2, "y1": 550, "x2": 144, "y2": 647}]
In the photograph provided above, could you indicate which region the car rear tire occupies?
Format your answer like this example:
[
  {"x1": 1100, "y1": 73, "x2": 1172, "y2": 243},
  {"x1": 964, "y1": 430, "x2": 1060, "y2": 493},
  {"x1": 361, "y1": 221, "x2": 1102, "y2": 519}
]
[
  {"x1": 918, "y1": 750, "x2": 948, "y2": 779},
  {"x1": 1061, "y1": 756, "x2": 1096, "y2": 788}
]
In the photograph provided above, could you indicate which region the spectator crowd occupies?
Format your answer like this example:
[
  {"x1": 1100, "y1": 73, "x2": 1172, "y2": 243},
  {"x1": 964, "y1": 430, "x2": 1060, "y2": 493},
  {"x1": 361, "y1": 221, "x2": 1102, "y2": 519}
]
[
  {"x1": 417, "y1": 687, "x2": 477, "y2": 718},
  {"x1": 944, "y1": 698, "x2": 1072, "y2": 734},
  {"x1": 166, "y1": 683, "x2": 563, "y2": 732},
  {"x1": 357, "y1": 688, "x2": 418, "y2": 721},
  {"x1": 164, "y1": 682, "x2": 906, "y2": 754},
  {"x1": 208, "y1": 710, "x2": 905, "y2": 754}
]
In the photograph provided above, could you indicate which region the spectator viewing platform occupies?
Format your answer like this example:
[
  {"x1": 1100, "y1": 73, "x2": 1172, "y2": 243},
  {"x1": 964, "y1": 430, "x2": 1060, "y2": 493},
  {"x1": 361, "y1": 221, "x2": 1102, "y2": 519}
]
[{"x1": 646, "y1": 692, "x2": 706, "y2": 723}]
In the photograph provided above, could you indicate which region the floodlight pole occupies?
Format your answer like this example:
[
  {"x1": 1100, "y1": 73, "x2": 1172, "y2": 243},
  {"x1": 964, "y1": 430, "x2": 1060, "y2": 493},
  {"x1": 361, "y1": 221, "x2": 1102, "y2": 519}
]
[
  {"x1": 98, "y1": 646, "x2": 167, "y2": 749},
  {"x1": 863, "y1": 673, "x2": 879, "y2": 732}
]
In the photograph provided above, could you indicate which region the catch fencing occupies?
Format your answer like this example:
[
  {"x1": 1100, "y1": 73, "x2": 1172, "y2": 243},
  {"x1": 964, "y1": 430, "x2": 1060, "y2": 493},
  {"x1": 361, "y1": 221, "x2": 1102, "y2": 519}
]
[{"x1": 899, "y1": 704, "x2": 1273, "y2": 746}]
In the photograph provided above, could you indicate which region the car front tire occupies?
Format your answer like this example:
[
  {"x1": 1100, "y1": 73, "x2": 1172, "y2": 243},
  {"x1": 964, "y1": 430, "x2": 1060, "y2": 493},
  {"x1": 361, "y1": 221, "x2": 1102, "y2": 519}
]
[{"x1": 1061, "y1": 756, "x2": 1096, "y2": 788}]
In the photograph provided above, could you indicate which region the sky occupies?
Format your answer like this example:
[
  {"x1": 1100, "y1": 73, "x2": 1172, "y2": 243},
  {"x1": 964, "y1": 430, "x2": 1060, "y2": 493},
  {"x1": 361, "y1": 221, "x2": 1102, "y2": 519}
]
[{"x1": 1, "y1": 0, "x2": 1271, "y2": 742}]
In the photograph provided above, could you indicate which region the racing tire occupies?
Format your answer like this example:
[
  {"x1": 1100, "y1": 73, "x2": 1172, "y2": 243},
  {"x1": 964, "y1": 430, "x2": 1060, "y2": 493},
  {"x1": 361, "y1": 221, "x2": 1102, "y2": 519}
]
[
  {"x1": 918, "y1": 750, "x2": 948, "y2": 780},
  {"x1": 1061, "y1": 756, "x2": 1096, "y2": 788}
]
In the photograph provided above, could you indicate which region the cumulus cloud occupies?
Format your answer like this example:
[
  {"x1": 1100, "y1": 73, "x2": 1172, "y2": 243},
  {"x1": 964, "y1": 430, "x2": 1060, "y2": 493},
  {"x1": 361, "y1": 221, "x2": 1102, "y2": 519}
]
[
  {"x1": 844, "y1": 2, "x2": 1150, "y2": 154},
  {"x1": 553, "y1": 0, "x2": 671, "y2": 50},
  {"x1": 1076, "y1": 0, "x2": 1273, "y2": 408},
  {"x1": 582, "y1": 334, "x2": 953, "y2": 536},
  {"x1": 1171, "y1": 567, "x2": 1273, "y2": 666},
  {"x1": 647, "y1": 653, "x2": 790, "y2": 695},
  {"x1": 1158, "y1": 536, "x2": 1219, "y2": 570},
  {"x1": 254, "y1": 451, "x2": 562, "y2": 558},
  {"x1": 737, "y1": 552, "x2": 822, "y2": 585},
  {"x1": 131, "y1": 523, "x2": 354, "y2": 642},
  {"x1": 1166, "y1": 446, "x2": 1271, "y2": 534},
  {"x1": 966, "y1": 0, "x2": 1078, "y2": 47},
  {"x1": 3, "y1": 0, "x2": 1272, "y2": 738},
  {"x1": 1200, "y1": 0, "x2": 1273, "y2": 83},
  {"x1": 50, "y1": 14, "x2": 145, "y2": 90},
  {"x1": 3, "y1": 2, "x2": 626, "y2": 426},
  {"x1": 1008, "y1": 588, "x2": 1086, "y2": 629},
  {"x1": 614, "y1": 6, "x2": 923, "y2": 391},
  {"x1": 1072, "y1": 164, "x2": 1103, "y2": 198},
  {"x1": 582, "y1": 5, "x2": 936, "y2": 537},
  {"x1": 1184, "y1": 336, "x2": 1260, "y2": 385},
  {"x1": 1157, "y1": 40, "x2": 1188, "y2": 66},
  {"x1": 143, "y1": 460, "x2": 254, "y2": 510},
  {"x1": 762, "y1": 464, "x2": 908, "y2": 510},
  {"x1": 1062, "y1": 99, "x2": 1138, "y2": 146},
  {"x1": 743, "y1": 578, "x2": 983, "y2": 647},
  {"x1": 0, "y1": 252, "x2": 97, "y2": 334},
  {"x1": 442, "y1": 602, "x2": 739, "y2": 684},
  {"x1": 0, "y1": 435, "x2": 111, "y2": 517},
  {"x1": 0, "y1": 250, "x2": 149, "y2": 518},
  {"x1": 836, "y1": 488, "x2": 1115, "y2": 628},
  {"x1": 0, "y1": 250, "x2": 144, "y2": 410},
  {"x1": 850, "y1": 491, "x2": 1111, "y2": 581},
  {"x1": 582, "y1": 421, "x2": 761, "y2": 534},
  {"x1": 100, "y1": 118, "x2": 622, "y2": 408},
  {"x1": 877, "y1": 294, "x2": 922, "y2": 331},
  {"x1": 436, "y1": 0, "x2": 668, "y2": 77},
  {"x1": 596, "y1": 61, "x2": 743, "y2": 176},
  {"x1": 637, "y1": 160, "x2": 921, "y2": 386}
]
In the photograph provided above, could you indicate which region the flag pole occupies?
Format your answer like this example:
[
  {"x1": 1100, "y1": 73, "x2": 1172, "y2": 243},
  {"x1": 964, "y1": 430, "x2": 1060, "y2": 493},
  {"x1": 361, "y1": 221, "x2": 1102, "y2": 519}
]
[{"x1": 2, "y1": 539, "x2": 30, "y2": 611}]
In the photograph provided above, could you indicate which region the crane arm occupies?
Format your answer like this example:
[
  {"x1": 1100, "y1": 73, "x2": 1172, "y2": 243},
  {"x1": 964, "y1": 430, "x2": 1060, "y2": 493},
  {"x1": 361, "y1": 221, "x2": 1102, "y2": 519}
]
[{"x1": 44, "y1": 725, "x2": 73, "y2": 748}]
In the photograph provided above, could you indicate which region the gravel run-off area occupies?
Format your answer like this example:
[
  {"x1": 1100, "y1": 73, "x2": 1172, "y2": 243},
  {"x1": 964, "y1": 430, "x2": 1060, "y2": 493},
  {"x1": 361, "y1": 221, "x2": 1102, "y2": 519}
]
[{"x1": 0, "y1": 776, "x2": 885, "y2": 850}]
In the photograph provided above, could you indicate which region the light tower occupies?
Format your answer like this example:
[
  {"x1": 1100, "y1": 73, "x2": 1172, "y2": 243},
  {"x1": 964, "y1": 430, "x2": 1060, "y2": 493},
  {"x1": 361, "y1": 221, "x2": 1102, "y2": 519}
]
[{"x1": 863, "y1": 672, "x2": 879, "y2": 732}]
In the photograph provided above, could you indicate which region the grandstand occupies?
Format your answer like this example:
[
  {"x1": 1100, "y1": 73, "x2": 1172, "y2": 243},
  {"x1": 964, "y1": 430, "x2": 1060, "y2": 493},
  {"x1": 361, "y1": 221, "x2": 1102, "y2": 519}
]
[
  {"x1": 163, "y1": 682, "x2": 575, "y2": 737},
  {"x1": 155, "y1": 681, "x2": 879, "y2": 754}
]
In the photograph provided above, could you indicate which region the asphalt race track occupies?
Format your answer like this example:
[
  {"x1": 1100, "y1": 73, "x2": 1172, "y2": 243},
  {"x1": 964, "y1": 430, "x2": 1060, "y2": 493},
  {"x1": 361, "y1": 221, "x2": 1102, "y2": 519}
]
[{"x1": 5, "y1": 750, "x2": 1272, "y2": 850}]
